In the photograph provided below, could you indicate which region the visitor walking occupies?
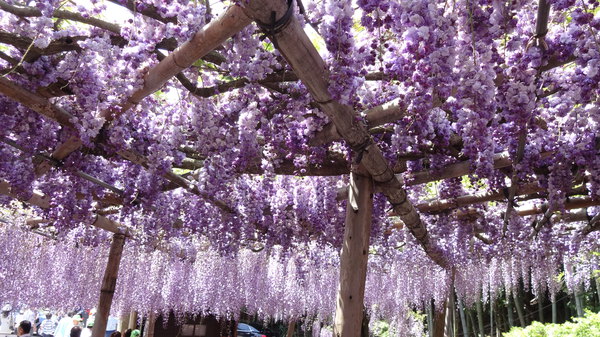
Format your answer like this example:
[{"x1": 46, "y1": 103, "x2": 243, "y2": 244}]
[
  {"x1": 80, "y1": 321, "x2": 92, "y2": 337},
  {"x1": 0, "y1": 305, "x2": 14, "y2": 334},
  {"x1": 16, "y1": 321, "x2": 32, "y2": 337},
  {"x1": 39, "y1": 314, "x2": 56, "y2": 337},
  {"x1": 69, "y1": 326, "x2": 81, "y2": 337}
]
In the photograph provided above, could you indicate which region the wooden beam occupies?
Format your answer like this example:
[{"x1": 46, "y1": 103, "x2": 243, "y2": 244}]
[
  {"x1": 30, "y1": 5, "x2": 251, "y2": 185},
  {"x1": 0, "y1": 77, "x2": 233, "y2": 214},
  {"x1": 91, "y1": 233, "x2": 126, "y2": 337},
  {"x1": 516, "y1": 197, "x2": 600, "y2": 217},
  {"x1": 333, "y1": 172, "x2": 373, "y2": 337},
  {"x1": 109, "y1": 5, "x2": 252, "y2": 121},
  {"x1": 242, "y1": 0, "x2": 448, "y2": 268},
  {"x1": 0, "y1": 179, "x2": 131, "y2": 236}
]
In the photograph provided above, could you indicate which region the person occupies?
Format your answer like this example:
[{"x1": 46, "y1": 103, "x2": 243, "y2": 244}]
[
  {"x1": 130, "y1": 330, "x2": 140, "y2": 337},
  {"x1": 54, "y1": 312, "x2": 81, "y2": 337},
  {"x1": 0, "y1": 305, "x2": 14, "y2": 334},
  {"x1": 39, "y1": 314, "x2": 56, "y2": 337},
  {"x1": 123, "y1": 329, "x2": 132, "y2": 337},
  {"x1": 17, "y1": 321, "x2": 32, "y2": 337},
  {"x1": 108, "y1": 332, "x2": 120, "y2": 337},
  {"x1": 80, "y1": 321, "x2": 92, "y2": 337},
  {"x1": 53, "y1": 313, "x2": 74, "y2": 337},
  {"x1": 69, "y1": 327, "x2": 81, "y2": 337}
]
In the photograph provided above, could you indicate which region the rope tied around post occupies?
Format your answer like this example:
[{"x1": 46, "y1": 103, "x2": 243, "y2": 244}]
[{"x1": 256, "y1": 0, "x2": 294, "y2": 49}]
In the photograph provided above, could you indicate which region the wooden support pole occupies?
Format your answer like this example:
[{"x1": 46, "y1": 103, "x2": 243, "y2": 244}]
[
  {"x1": 242, "y1": 0, "x2": 448, "y2": 268},
  {"x1": 145, "y1": 313, "x2": 156, "y2": 337},
  {"x1": 285, "y1": 320, "x2": 295, "y2": 337},
  {"x1": 118, "y1": 313, "x2": 130, "y2": 333},
  {"x1": 91, "y1": 233, "x2": 126, "y2": 337},
  {"x1": 128, "y1": 312, "x2": 138, "y2": 330},
  {"x1": 333, "y1": 172, "x2": 373, "y2": 337}
]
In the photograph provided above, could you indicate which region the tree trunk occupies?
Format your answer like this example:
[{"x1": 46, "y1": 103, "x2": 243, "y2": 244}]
[
  {"x1": 507, "y1": 293, "x2": 514, "y2": 329},
  {"x1": 433, "y1": 301, "x2": 447, "y2": 337},
  {"x1": 552, "y1": 296, "x2": 557, "y2": 323},
  {"x1": 445, "y1": 293, "x2": 454, "y2": 337},
  {"x1": 427, "y1": 301, "x2": 434, "y2": 337},
  {"x1": 458, "y1": 298, "x2": 469, "y2": 337},
  {"x1": 476, "y1": 298, "x2": 484, "y2": 337},
  {"x1": 513, "y1": 292, "x2": 526, "y2": 327},
  {"x1": 596, "y1": 278, "x2": 600, "y2": 305},
  {"x1": 361, "y1": 308, "x2": 369, "y2": 337},
  {"x1": 574, "y1": 289, "x2": 584, "y2": 317},
  {"x1": 489, "y1": 299, "x2": 494, "y2": 337},
  {"x1": 91, "y1": 233, "x2": 126, "y2": 337},
  {"x1": 538, "y1": 295, "x2": 544, "y2": 323},
  {"x1": 468, "y1": 309, "x2": 478, "y2": 337},
  {"x1": 333, "y1": 172, "x2": 373, "y2": 337},
  {"x1": 285, "y1": 320, "x2": 295, "y2": 337}
]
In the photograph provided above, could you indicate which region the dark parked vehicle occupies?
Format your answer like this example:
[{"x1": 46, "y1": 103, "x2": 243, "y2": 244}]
[{"x1": 237, "y1": 323, "x2": 266, "y2": 337}]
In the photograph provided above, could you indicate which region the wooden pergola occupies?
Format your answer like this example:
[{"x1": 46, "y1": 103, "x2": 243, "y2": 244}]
[{"x1": 0, "y1": 0, "x2": 598, "y2": 336}]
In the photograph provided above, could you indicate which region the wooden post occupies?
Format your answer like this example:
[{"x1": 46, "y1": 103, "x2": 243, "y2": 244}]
[
  {"x1": 128, "y1": 312, "x2": 138, "y2": 330},
  {"x1": 118, "y1": 313, "x2": 130, "y2": 333},
  {"x1": 145, "y1": 313, "x2": 156, "y2": 337},
  {"x1": 285, "y1": 320, "x2": 295, "y2": 337},
  {"x1": 92, "y1": 233, "x2": 126, "y2": 337},
  {"x1": 333, "y1": 172, "x2": 373, "y2": 337}
]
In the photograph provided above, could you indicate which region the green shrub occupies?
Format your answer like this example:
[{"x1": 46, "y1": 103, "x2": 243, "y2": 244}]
[{"x1": 504, "y1": 311, "x2": 600, "y2": 337}]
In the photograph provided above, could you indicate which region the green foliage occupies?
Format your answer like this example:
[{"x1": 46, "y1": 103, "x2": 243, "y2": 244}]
[
  {"x1": 372, "y1": 320, "x2": 390, "y2": 337},
  {"x1": 504, "y1": 311, "x2": 600, "y2": 337}
]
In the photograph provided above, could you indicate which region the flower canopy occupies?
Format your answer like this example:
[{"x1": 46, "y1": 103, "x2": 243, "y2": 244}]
[{"x1": 0, "y1": 0, "x2": 599, "y2": 333}]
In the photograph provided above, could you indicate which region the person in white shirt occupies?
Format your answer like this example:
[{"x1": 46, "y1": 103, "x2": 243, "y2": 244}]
[
  {"x1": 17, "y1": 320, "x2": 32, "y2": 337},
  {"x1": 80, "y1": 321, "x2": 93, "y2": 337},
  {"x1": 39, "y1": 314, "x2": 57, "y2": 337},
  {"x1": 54, "y1": 313, "x2": 74, "y2": 337},
  {"x1": 0, "y1": 305, "x2": 14, "y2": 334}
]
